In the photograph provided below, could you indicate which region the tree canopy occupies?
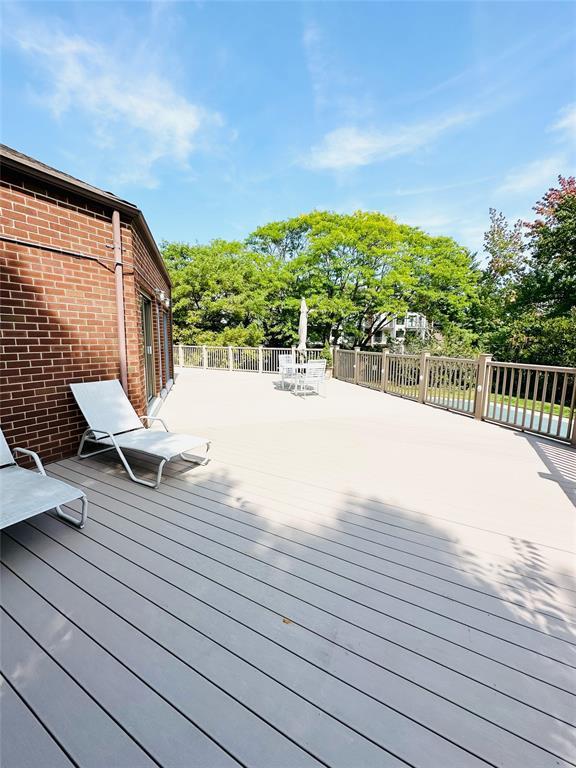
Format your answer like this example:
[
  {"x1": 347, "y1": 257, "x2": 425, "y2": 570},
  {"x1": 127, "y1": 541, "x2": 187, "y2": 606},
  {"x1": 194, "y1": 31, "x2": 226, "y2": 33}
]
[
  {"x1": 164, "y1": 210, "x2": 480, "y2": 349},
  {"x1": 478, "y1": 176, "x2": 576, "y2": 366},
  {"x1": 162, "y1": 177, "x2": 575, "y2": 365}
]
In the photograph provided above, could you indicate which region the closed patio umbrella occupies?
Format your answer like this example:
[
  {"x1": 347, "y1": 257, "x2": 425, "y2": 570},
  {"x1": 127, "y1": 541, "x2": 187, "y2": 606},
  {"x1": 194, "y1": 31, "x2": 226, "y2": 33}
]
[{"x1": 297, "y1": 298, "x2": 308, "y2": 357}]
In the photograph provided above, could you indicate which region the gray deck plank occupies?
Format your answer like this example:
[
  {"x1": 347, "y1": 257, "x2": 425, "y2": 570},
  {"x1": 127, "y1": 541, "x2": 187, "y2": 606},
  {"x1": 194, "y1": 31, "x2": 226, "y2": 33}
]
[
  {"x1": 3, "y1": 442, "x2": 576, "y2": 768},
  {"x1": 32, "y1": 503, "x2": 576, "y2": 768},
  {"x1": 81, "y1": 453, "x2": 576, "y2": 610},
  {"x1": 53, "y1": 460, "x2": 576, "y2": 693},
  {"x1": 135, "y1": 473, "x2": 576, "y2": 660},
  {"x1": 51, "y1": 462, "x2": 576, "y2": 722},
  {"x1": 0, "y1": 609, "x2": 156, "y2": 768},
  {"x1": 0, "y1": 674, "x2": 74, "y2": 768},
  {"x1": 202, "y1": 437, "x2": 576, "y2": 593},
  {"x1": 0, "y1": 564, "x2": 240, "y2": 768},
  {"x1": 66, "y1": 498, "x2": 576, "y2": 752},
  {"x1": 0, "y1": 534, "x2": 322, "y2": 768},
  {"x1": 3, "y1": 526, "x2": 408, "y2": 768},
  {"x1": 73, "y1": 454, "x2": 576, "y2": 655},
  {"x1": 160, "y1": 466, "x2": 576, "y2": 626}
]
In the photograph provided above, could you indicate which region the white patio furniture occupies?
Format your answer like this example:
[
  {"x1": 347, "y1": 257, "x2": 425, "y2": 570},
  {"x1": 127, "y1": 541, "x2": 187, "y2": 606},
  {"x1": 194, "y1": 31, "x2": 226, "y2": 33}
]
[
  {"x1": 279, "y1": 353, "x2": 297, "y2": 389},
  {"x1": 0, "y1": 427, "x2": 87, "y2": 529},
  {"x1": 71, "y1": 380, "x2": 210, "y2": 489},
  {"x1": 293, "y1": 359, "x2": 327, "y2": 396}
]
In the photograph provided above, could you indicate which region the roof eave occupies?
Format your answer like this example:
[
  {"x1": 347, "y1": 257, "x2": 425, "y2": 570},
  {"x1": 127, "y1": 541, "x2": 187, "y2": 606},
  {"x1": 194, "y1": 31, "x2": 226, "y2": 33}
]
[{"x1": 1, "y1": 150, "x2": 171, "y2": 287}]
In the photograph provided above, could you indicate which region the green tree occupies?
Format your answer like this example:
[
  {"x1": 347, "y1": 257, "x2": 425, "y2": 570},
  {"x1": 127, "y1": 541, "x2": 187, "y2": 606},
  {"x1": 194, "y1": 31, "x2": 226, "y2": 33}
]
[
  {"x1": 250, "y1": 211, "x2": 479, "y2": 347},
  {"x1": 162, "y1": 239, "x2": 285, "y2": 345},
  {"x1": 479, "y1": 176, "x2": 576, "y2": 365},
  {"x1": 520, "y1": 175, "x2": 576, "y2": 316}
]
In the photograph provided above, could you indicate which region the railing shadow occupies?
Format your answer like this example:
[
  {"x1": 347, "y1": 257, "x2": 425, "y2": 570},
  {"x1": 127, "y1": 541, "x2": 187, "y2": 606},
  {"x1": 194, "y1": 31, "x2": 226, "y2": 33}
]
[{"x1": 519, "y1": 432, "x2": 576, "y2": 508}]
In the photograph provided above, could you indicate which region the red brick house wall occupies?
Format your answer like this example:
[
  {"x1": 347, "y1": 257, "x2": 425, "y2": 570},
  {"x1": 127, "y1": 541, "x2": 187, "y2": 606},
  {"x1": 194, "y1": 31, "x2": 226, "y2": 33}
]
[{"x1": 0, "y1": 159, "x2": 172, "y2": 464}]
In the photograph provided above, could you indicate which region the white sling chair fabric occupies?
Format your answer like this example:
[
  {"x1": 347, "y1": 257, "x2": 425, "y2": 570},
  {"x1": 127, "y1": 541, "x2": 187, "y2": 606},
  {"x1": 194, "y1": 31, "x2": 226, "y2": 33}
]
[
  {"x1": 70, "y1": 380, "x2": 210, "y2": 488},
  {"x1": 0, "y1": 428, "x2": 87, "y2": 529}
]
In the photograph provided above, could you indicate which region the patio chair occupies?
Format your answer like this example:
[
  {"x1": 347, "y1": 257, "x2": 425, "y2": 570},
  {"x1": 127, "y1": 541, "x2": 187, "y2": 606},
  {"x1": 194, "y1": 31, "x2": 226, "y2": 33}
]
[
  {"x1": 293, "y1": 359, "x2": 327, "y2": 396},
  {"x1": 279, "y1": 353, "x2": 296, "y2": 389},
  {"x1": 71, "y1": 380, "x2": 210, "y2": 489},
  {"x1": 0, "y1": 427, "x2": 87, "y2": 529}
]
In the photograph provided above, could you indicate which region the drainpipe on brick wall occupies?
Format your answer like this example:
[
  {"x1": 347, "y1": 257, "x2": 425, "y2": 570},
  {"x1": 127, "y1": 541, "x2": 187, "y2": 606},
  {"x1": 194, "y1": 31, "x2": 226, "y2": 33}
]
[
  {"x1": 112, "y1": 210, "x2": 128, "y2": 392},
  {"x1": 155, "y1": 295, "x2": 163, "y2": 391}
]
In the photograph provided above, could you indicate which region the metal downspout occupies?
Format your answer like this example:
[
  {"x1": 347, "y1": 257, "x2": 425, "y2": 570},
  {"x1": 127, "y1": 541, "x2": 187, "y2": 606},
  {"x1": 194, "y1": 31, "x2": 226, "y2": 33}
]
[
  {"x1": 112, "y1": 211, "x2": 129, "y2": 392},
  {"x1": 155, "y1": 296, "x2": 163, "y2": 391}
]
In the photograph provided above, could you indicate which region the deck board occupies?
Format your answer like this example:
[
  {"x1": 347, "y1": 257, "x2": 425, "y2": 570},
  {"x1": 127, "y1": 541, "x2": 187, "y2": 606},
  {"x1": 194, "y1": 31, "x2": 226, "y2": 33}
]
[
  {"x1": 0, "y1": 674, "x2": 75, "y2": 768},
  {"x1": 0, "y1": 607, "x2": 156, "y2": 768},
  {"x1": 1, "y1": 564, "x2": 239, "y2": 768},
  {"x1": 2, "y1": 369, "x2": 576, "y2": 767},
  {"x1": 46, "y1": 462, "x2": 576, "y2": 728}
]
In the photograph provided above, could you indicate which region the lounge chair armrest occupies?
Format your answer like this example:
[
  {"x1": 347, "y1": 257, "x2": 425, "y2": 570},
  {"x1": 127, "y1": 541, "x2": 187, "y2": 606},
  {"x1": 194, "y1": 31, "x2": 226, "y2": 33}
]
[
  {"x1": 13, "y1": 447, "x2": 47, "y2": 475},
  {"x1": 88, "y1": 428, "x2": 116, "y2": 439},
  {"x1": 140, "y1": 416, "x2": 169, "y2": 431}
]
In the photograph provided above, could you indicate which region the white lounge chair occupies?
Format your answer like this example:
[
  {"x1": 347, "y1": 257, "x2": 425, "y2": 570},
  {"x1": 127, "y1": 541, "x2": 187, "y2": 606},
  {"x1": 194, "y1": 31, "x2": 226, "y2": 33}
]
[
  {"x1": 0, "y1": 427, "x2": 87, "y2": 529},
  {"x1": 279, "y1": 353, "x2": 296, "y2": 389},
  {"x1": 71, "y1": 380, "x2": 210, "y2": 488},
  {"x1": 293, "y1": 359, "x2": 327, "y2": 396}
]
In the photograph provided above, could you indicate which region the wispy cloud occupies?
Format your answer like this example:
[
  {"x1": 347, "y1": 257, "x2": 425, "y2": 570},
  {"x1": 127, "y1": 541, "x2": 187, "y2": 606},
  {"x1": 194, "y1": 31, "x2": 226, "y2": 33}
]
[
  {"x1": 496, "y1": 104, "x2": 575, "y2": 196},
  {"x1": 497, "y1": 155, "x2": 566, "y2": 195},
  {"x1": 552, "y1": 103, "x2": 576, "y2": 141},
  {"x1": 7, "y1": 15, "x2": 223, "y2": 187},
  {"x1": 394, "y1": 176, "x2": 495, "y2": 197},
  {"x1": 301, "y1": 20, "x2": 372, "y2": 120},
  {"x1": 301, "y1": 111, "x2": 479, "y2": 171}
]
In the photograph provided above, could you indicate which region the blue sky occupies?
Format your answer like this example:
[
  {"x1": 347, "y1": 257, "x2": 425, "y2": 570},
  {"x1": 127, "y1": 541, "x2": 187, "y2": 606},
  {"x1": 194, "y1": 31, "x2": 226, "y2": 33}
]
[{"x1": 2, "y1": 1, "x2": 575, "y2": 257}]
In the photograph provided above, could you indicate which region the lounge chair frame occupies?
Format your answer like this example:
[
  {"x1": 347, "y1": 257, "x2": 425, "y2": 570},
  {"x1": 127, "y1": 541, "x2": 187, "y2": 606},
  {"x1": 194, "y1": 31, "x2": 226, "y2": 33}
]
[{"x1": 77, "y1": 415, "x2": 210, "y2": 489}]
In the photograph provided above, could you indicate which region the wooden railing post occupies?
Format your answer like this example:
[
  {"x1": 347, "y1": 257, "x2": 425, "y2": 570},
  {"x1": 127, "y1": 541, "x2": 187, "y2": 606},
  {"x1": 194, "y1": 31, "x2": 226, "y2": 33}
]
[
  {"x1": 202, "y1": 345, "x2": 207, "y2": 370},
  {"x1": 228, "y1": 346, "x2": 233, "y2": 372},
  {"x1": 418, "y1": 352, "x2": 430, "y2": 403},
  {"x1": 353, "y1": 347, "x2": 360, "y2": 385},
  {"x1": 474, "y1": 353, "x2": 492, "y2": 420},
  {"x1": 380, "y1": 351, "x2": 389, "y2": 392},
  {"x1": 178, "y1": 344, "x2": 184, "y2": 367},
  {"x1": 332, "y1": 346, "x2": 339, "y2": 379},
  {"x1": 258, "y1": 346, "x2": 263, "y2": 373}
]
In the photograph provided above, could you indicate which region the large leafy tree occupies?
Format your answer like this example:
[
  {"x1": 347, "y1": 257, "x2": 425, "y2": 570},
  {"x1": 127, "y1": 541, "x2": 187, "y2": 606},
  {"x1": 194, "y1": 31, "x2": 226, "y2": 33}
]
[{"x1": 249, "y1": 211, "x2": 479, "y2": 346}]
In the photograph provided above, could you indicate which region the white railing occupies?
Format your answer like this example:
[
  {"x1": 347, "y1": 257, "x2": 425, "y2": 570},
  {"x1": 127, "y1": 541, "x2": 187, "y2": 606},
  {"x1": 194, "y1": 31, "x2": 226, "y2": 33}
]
[
  {"x1": 176, "y1": 345, "x2": 325, "y2": 375},
  {"x1": 175, "y1": 344, "x2": 575, "y2": 443},
  {"x1": 334, "y1": 348, "x2": 576, "y2": 444}
]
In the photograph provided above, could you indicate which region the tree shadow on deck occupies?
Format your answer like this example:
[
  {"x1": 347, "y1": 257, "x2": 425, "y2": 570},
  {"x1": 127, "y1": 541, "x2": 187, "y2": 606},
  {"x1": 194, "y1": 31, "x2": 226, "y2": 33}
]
[{"x1": 11, "y1": 447, "x2": 575, "y2": 767}]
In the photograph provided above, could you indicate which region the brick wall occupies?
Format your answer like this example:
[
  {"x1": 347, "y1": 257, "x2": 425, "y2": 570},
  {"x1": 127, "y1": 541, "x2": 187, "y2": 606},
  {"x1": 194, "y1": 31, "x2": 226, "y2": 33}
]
[
  {"x1": 0, "y1": 167, "x2": 171, "y2": 464},
  {"x1": 124, "y1": 221, "x2": 173, "y2": 415}
]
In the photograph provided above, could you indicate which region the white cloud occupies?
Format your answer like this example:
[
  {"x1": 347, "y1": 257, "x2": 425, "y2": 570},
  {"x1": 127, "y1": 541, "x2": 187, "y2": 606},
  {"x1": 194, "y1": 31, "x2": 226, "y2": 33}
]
[
  {"x1": 552, "y1": 103, "x2": 576, "y2": 140},
  {"x1": 497, "y1": 155, "x2": 566, "y2": 195},
  {"x1": 302, "y1": 111, "x2": 478, "y2": 171},
  {"x1": 9, "y1": 19, "x2": 223, "y2": 187},
  {"x1": 496, "y1": 104, "x2": 575, "y2": 197}
]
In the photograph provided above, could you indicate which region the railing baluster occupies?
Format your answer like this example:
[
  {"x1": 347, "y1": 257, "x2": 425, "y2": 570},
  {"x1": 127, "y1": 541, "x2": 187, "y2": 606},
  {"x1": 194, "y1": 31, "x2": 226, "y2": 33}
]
[{"x1": 556, "y1": 373, "x2": 568, "y2": 438}]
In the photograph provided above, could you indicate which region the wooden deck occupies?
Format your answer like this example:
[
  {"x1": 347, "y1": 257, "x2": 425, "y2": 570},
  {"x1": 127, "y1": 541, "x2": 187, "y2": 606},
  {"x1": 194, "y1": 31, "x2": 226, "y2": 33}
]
[{"x1": 2, "y1": 370, "x2": 576, "y2": 767}]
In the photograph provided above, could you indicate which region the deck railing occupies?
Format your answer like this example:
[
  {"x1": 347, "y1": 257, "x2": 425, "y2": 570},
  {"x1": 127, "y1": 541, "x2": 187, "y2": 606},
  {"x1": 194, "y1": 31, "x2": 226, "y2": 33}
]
[
  {"x1": 484, "y1": 362, "x2": 575, "y2": 442},
  {"x1": 176, "y1": 345, "x2": 323, "y2": 375},
  {"x1": 175, "y1": 344, "x2": 576, "y2": 444},
  {"x1": 334, "y1": 347, "x2": 576, "y2": 445}
]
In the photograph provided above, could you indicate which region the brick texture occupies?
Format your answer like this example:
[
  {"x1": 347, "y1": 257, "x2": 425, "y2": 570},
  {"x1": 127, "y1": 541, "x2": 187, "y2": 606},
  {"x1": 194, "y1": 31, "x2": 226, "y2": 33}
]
[{"x1": 1, "y1": 167, "x2": 172, "y2": 464}]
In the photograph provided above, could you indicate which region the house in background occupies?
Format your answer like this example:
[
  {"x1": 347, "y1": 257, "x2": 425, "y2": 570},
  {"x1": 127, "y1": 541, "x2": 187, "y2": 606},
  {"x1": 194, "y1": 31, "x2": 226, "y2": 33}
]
[
  {"x1": 1, "y1": 145, "x2": 173, "y2": 463},
  {"x1": 366, "y1": 311, "x2": 429, "y2": 348}
]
